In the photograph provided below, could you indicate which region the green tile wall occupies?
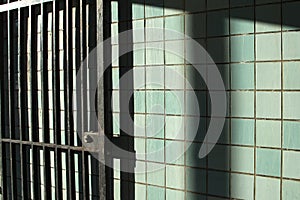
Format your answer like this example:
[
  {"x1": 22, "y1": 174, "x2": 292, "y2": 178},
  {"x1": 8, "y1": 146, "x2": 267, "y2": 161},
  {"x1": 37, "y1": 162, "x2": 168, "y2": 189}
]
[{"x1": 110, "y1": 0, "x2": 300, "y2": 199}]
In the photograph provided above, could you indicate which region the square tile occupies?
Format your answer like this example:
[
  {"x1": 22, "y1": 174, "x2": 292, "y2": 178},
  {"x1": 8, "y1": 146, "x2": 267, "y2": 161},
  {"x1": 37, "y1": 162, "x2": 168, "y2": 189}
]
[
  {"x1": 231, "y1": 92, "x2": 254, "y2": 118},
  {"x1": 208, "y1": 145, "x2": 230, "y2": 171},
  {"x1": 282, "y1": 180, "x2": 300, "y2": 200},
  {"x1": 135, "y1": 138, "x2": 146, "y2": 160},
  {"x1": 231, "y1": 146, "x2": 254, "y2": 173},
  {"x1": 207, "y1": 11, "x2": 229, "y2": 37},
  {"x1": 283, "y1": 92, "x2": 300, "y2": 120},
  {"x1": 256, "y1": 148, "x2": 281, "y2": 177},
  {"x1": 256, "y1": 177, "x2": 280, "y2": 200},
  {"x1": 283, "y1": 121, "x2": 300, "y2": 150},
  {"x1": 135, "y1": 184, "x2": 146, "y2": 199},
  {"x1": 185, "y1": 117, "x2": 207, "y2": 142},
  {"x1": 186, "y1": 142, "x2": 206, "y2": 168},
  {"x1": 146, "y1": 114, "x2": 164, "y2": 138},
  {"x1": 165, "y1": 40, "x2": 184, "y2": 64},
  {"x1": 133, "y1": 20, "x2": 144, "y2": 43},
  {"x1": 134, "y1": 91, "x2": 145, "y2": 113},
  {"x1": 135, "y1": 161, "x2": 146, "y2": 183},
  {"x1": 146, "y1": 18, "x2": 163, "y2": 41},
  {"x1": 185, "y1": 13, "x2": 206, "y2": 39},
  {"x1": 165, "y1": 91, "x2": 184, "y2": 115},
  {"x1": 147, "y1": 162, "x2": 165, "y2": 185},
  {"x1": 283, "y1": 32, "x2": 300, "y2": 60},
  {"x1": 133, "y1": 44, "x2": 145, "y2": 66},
  {"x1": 147, "y1": 139, "x2": 164, "y2": 162},
  {"x1": 134, "y1": 67, "x2": 145, "y2": 89},
  {"x1": 256, "y1": 33, "x2": 281, "y2": 61},
  {"x1": 146, "y1": 42, "x2": 164, "y2": 65},
  {"x1": 256, "y1": 5, "x2": 281, "y2": 32},
  {"x1": 231, "y1": 35, "x2": 254, "y2": 62},
  {"x1": 112, "y1": 68, "x2": 119, "y2": 89},
  {"x1": 164, "y1": 0, "x2": 184, "y2": 15},
  {"x1": 147, "y1": 186, "x2": 165, "y2": 200},
  {"x1": 186, "y1": 91, "x2": 206, "y2": 116},
  {"x1": 283, "y1": 151, "x2": 300, "y2": 179},
  {"x1": 166, "y1": 140, "x2": 184, "y2": 165},
  {"x1": 256, "y1": 62, "x2": 281, "y2": 89},
  {"x1": 111, "y1": 1, "x2": 118, "y2": 22},
  {"x1": 145, "y1": 0, "x2": 163, "y2": 18},
  {"x1": 256, "y1": 120, "x2": 281, "y2": 148},
  {"x1": 132, "y1": 1, "x2": 144, "y2": 19},
  {"x1": 165, "y1": 116, "x2": 184, "y2": 140},
  {"x1": 186, "y1": 168, "x2": 206, "y2": 193},
  {"x1": 256, "y1": 92, "x2": 281, "y2": 119},
  {"x1": 165, "y1": 66, "x2": 184, "y2": 90},
  {"x1": 166, "y1": 165, "x2": 185, "y2": 189},
  {"x1": 207, "y1": 37, "x2": 230, "y2": 63},
  {"x1": 165, "y1": 15, "x2": 184, "y2": 40},
  {"x1": 134, "y1": 114, "x2": 146, "y2": 137},
  {"x1": 231, "y1": 119, "x2": 255, "y2": 145},
  {"x1": 283, "y1": 62, "x2": 300, "y2": 89},
  {"x1": 208, "y1": 171, "x2": 230, "y2": 197},
  {"x1": 231, "y1": 173, "x2": 254, "y2": 200},
  {"x1": 231, "y1": 63, "x2": 254, "y2": 90},
  {"x1": 283, "y1": 2, "x2": 300, "y2": 30},
  {"x1": 146, "y1": 66, "x2": 164, "y2": 89},
  {"x1": 185, "y1": 65, "x2": 207, "y2": 90},
  {"x1": 230, "y1": 7, "x2": 254, "y2": 34},
  {"x1": 113, "y1": 113, "x2": 120, "y2": 136}
]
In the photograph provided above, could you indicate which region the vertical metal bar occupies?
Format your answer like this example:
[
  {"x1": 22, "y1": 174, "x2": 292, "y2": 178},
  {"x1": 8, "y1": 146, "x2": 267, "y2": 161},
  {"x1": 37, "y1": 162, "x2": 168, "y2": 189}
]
[
  {"x1": 7, "y1": 8, "x2": 15, "y2": 200},
  {"x1": 95, "y1": 0, "x2": 106, "y2": 198},
  {"x1": 31, "y1": 5, "x2": 41, "y2": 199},
  {"x1": 17, "y1": 6, "x2": 25, "y2": 199},
  {"x1": 52, "y1": 0, "x2": 62, "y2": 199},
  {"x1": 65, "y1": 0, "x2": 74, "y2": 198},
  {"x1": 79, "y1": 0, "x2": 88, "y2": 199},
  {"x1": 118, "y1": 0, "x2": 135, "y2": 199},
  {"x1": 103, "y1": 0, "x2": 113, "y2": 198}
]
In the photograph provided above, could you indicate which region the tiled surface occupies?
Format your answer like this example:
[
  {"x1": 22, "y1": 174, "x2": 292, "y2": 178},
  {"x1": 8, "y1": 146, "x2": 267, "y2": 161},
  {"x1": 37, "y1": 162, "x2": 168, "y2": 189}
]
[{"x1": 110, "y1": 0, "x2": 300, "y2": 199}]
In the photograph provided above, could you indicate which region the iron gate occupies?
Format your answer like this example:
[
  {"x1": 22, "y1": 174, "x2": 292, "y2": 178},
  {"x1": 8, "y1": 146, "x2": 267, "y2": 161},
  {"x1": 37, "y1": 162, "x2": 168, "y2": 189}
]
[{"x1": 0, "y1": 0, "x2": 110, "y2": 199}]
